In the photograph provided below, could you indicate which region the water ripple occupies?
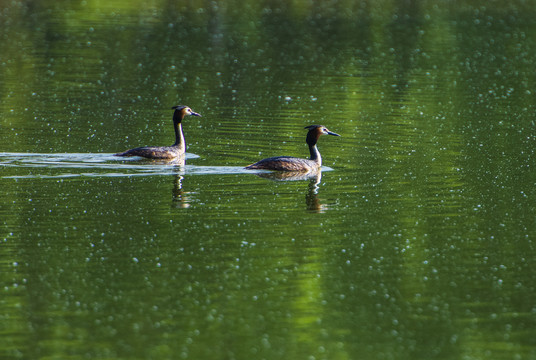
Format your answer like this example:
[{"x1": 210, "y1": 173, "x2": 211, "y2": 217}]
[{"x1": 0, "y1": 152, "x2": 255, "y2": 178}]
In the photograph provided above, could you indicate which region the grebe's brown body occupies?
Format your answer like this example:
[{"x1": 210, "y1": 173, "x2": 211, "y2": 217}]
[
  {"x1": 114, "y1": 105, "x2": 201, "y2": 159},
  {"x1": 245, "y1": 125, "x2": 340, "y2": 172}
]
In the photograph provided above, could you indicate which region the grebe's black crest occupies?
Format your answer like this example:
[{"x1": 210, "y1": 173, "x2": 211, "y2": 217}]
[
  {"x1": 114, "y1": 105, "x2": 202, "y2": 160},
  {"x1": 171, "y1": 105, "x2": 202, "y2": 118},
  {"x1": 245, "y1": 125, "x2": 340, "y2": 172}
]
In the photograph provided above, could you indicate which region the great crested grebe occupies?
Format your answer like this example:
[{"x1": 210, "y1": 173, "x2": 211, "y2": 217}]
[
  {"x1": 114, "y1": 105, "x2": 201, "y2": 159},
  {"x1": 245, "y1": 125, "x2": 340, "y2": 171}
]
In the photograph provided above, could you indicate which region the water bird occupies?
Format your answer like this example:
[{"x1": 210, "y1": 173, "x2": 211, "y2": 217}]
[
  {"x1": 114, "y1": 105, "x2": 201, "y2": 159},
  {"x1": 245, "y1": 125, "x2": 340, "y2": 171}
]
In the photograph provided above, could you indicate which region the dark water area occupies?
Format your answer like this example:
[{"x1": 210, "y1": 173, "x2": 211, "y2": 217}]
[{"x1": 2, "y1": 1, "x2": 536, "y2": 359}]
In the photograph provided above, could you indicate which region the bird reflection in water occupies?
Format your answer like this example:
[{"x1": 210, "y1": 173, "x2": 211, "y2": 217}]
[
  {"x1": 171, "y1": 175, "x2": 195, "y2": 209},
  {"x1": 254, "y1": 170, "x2": 328, "y2": 213},
  {"x1": 166, "y1": 157, "x2": 186, "y2": 166}
]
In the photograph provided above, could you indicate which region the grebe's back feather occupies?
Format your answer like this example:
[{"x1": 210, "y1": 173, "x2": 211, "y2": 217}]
[{"x1": 245, "y1": 156, "x2": 319, "y2": 171}]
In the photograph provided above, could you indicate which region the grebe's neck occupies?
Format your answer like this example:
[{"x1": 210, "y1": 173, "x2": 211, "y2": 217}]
[
  {"x1": 306, "y1": 130, "x2": 321, "y2": 165},
  {"x1": 173, "y1": 112, "x2": 185, "y2": 152},
  {"x1": 308, "y1": 143, "x2": 322, "y2": 165}
]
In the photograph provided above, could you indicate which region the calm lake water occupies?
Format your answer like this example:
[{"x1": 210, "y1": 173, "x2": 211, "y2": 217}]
[{"x1": 2, "y1": 1, "x2": 536, "y2": 359}]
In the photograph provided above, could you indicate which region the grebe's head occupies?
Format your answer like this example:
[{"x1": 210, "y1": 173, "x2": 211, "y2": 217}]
[
  {"x1": 171, "y1": 105, "x2": 202, "y2": 117},
  {"x1": 304, "y1": 125, "x2": 340, "y2": 137}
]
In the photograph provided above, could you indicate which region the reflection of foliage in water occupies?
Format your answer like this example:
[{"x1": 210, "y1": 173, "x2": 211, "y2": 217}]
[{"x1": 1, "y1": 1, "x2": 536, "y2": 360}]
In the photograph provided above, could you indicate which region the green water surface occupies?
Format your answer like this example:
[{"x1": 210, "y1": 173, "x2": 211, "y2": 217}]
[{"x1": 1, "y1": 1, "x2": 536, "y2": 359}]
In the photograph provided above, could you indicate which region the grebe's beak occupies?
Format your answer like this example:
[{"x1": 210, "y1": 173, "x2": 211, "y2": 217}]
[
  {"x1": 190, "y1": 111, "x2": 202, "y2": 117},
  {"x1": 327, "y1": 130, "x2": 340, "y2": 137}
]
